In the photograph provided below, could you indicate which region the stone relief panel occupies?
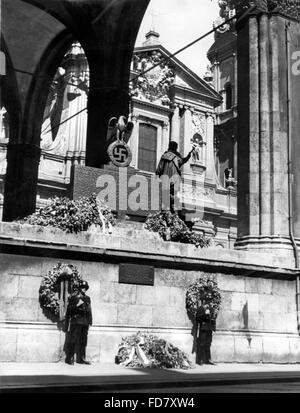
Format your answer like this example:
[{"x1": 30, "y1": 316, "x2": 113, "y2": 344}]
[
  {"x1": 192, "y1": 113, "x2": 206, "y2": 137},
  {"x1": 181, "y1": 182, "x2": 215, "y2": 203},
  {"x1": 130, "y1": 51, "x2": 175, "y2": 107}
]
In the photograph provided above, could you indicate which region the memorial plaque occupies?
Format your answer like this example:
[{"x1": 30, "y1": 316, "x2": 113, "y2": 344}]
[{"x1": 119, "y1": 264, "x2": 154, "y2": 286}]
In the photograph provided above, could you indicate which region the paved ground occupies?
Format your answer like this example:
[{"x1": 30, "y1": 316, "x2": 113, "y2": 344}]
[{"x1": 2, "y1": 362, "x2": 300, "y2": 392}]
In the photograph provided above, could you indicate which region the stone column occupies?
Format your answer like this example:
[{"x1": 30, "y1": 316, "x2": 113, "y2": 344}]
[
  {"x1": 269, "y1": 15, "x2": 289, "y2": 236},
  {"x1": 3, "y1": 143, "x2": 41, "y2": 221},
  {"x1": 235, "y1": 9, "x2": 292, "y2": 255},
  {"x1": 237, "y1": 12, "x2": 260, "y2": 238},
  {"x1": 86, "y1": 87, "x2": 130, "y2": 167},
  {"x1": 259, "y1": 13, "x2": 271, "y2": 235}
]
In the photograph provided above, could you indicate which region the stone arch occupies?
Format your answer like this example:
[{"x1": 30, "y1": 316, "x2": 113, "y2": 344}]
[
  {"x1": 24, "y1": 31, "x2": 75, "y2": 147},
  {"x1": 2, "y1": 0, "x2": 150, "y2": 220}
]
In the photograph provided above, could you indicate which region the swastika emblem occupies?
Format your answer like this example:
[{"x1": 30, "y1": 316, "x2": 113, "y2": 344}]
[{"x1": 107, "y1": 141, "x2": 132, "y2": 167}]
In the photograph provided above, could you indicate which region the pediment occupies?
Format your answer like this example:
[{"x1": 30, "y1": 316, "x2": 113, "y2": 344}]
[{"x1": 132, "y1": 44, "x2": 221, "y2": 106}]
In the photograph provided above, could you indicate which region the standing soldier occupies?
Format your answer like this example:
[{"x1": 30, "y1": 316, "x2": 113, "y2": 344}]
[
  {"x1": 64, "y1": 280, "x2": 92, "y2": 365},
  {"x1": 196, "y1": 300, "x2": 216, "y2": 365}
]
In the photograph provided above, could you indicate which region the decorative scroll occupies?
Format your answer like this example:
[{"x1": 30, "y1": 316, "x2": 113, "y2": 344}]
[{"x1": 130, "y1": 51, "x2": 175, "y2": 107}]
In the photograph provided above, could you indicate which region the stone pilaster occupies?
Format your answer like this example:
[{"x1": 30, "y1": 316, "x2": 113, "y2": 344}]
[
  {"x1": 161, "y1": 121, "x2": 169, "y2": 156},
  {"x1": 204, "y1": 113, "x2": 220, "y2": 186},
  {"x1": 259, "y1": 13, "x2": 271, "y2": 235},
  {"x1": 182, "y1": 107, "x2": 193, "y2": 174},
  {"x1": 170, "y1": 104, "x2": 180, "y2": 145}
]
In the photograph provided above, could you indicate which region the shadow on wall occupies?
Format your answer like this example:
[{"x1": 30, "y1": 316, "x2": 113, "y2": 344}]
[{"x1": 242, "y1": 301, "x2": 252, "y2": 347}]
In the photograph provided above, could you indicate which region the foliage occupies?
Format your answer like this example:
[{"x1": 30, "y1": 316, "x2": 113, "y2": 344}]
[
  {"x1": 145, "y1": 210, "x2": 210, "y2": 248},
  {"x1": 21, "y1": 193, "x2": 116, "y2": 233},
  {"x1": 115, "y1": 332, "x2": 192, "y2": 370},
  {"x1": 39, "y1": 263, "x2": 82, "y2": 319},
  {"x1": 186, "y1": 277, "x2": 222, "y2": 320}
]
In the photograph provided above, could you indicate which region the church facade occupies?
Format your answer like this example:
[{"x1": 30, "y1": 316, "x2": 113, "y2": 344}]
[{"x1": 0, "y1": 30, "x2": 238, "y2": 248}]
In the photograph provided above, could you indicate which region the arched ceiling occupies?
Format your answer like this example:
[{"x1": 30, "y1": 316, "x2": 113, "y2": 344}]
[{"x1": 2, "y1": 0, "x2": 150, "y2": 113}]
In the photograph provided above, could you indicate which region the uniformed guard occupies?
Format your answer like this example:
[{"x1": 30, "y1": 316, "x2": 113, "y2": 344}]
[
  {"x1": 196, "y1": 300, "x2": 216, "y2": 365},
  {"x1": 64, "y1": 280, "x2": 93, "y2": 365}
]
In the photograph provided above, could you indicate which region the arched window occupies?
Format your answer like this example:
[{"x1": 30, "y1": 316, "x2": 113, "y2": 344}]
[
  {"x1": 225, "y1": 83, "x2": 232, "y2": 110},
  {"x1": 138, "y1": 123, "x2": 157, "y2": 173}
]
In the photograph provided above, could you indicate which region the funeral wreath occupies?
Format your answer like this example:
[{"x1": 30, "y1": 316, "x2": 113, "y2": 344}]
[
  {"x1": 39, "y1": 263, "x2": 82, "y2": 319},
  {"x1": 145, "y1": 210, "x2": 210, "y2": 248},
  {"x1": 20, "y1": 193, "x2": 115, "y2": 234},
  {"x1": 186, "y1": 276, "x2": 222, "y2": 319},
  {"x1": 115, "y1": 332, "x2": 192, "y2": 369}
]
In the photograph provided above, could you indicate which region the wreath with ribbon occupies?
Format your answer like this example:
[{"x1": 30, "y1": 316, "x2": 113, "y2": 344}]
[
  {"x1": 186, "y1": 276, "x2": 221, "y2": 320},
  {"x1": 115, "y1": 332, "x2": 192, "y2": 369},
  {"x1": 39, "y1": 263, "x2": 82, "y2": 320}
]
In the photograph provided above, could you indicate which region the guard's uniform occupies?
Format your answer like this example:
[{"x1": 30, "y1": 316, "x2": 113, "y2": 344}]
[
  {"x1": 196, "y1": 305, "x2": 216, "y2": 365},
  {"x1": 65, "y1": 283, "x2": 92, "y2": 364}
]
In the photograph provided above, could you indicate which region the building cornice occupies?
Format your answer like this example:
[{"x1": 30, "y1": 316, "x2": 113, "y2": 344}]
[
  {"x1": 172, "y1": 84, "x2": 222, "y2": 107},
  {"x1": 131, "y1": 97, "x2": 172, "y2": 115}
]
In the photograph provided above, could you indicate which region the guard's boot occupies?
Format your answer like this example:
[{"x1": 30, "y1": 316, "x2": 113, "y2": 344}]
[
  {"x1": 76, "y1": 346, "x2": 91, "y2": 364},
  {"x1": 65, "y1": 354, "x2": 74, "y2": 365},
  {"x1": 65, "y1": 343, "x2": 75, "y2": 365},
  {"x1": 205, "y1": 347, "x2": 215, "y2": 365},
  {"x1": 198, "y1": 347, "x2": 206, "y2": 365}
]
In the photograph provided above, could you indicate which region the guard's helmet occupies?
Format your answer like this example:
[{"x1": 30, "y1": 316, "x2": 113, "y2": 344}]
[{"x1": 79, "y1": 280, "x2": 89, "y2": 290}]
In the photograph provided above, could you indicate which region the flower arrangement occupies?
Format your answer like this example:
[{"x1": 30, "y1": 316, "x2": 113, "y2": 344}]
[
  {"x1": 20, "y1": 193, "x2": 115, "y2": 234},
  {"x1": 145, "y1": 210, "x2": 210, "y2": 248},
  {"x1": 39, "y1": 263, "x2": 82, "y2": 319},
  {"x1": 115, "y1": 332, "x2": 192, "y2": 370},
  {"x1": 186, "y1": 277, "x2": 221, "y2": 320}
]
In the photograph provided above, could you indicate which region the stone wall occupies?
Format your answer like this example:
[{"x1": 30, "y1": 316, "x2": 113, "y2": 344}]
[{"x1": 0, "y1": 222, "x2": 299, "y2": 364}]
